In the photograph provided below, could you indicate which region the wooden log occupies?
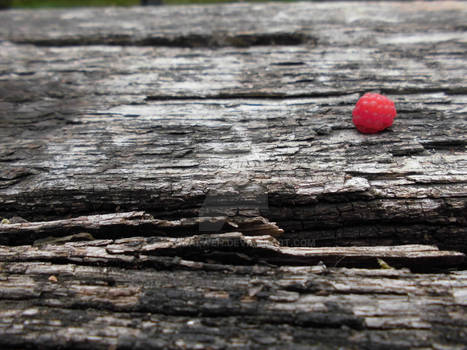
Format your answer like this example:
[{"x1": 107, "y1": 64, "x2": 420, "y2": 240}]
[
  {"x1": 0, "y1": 260, "x2": 466, "y2": 349},
  {"x1": 0, "y1": 2, "x2": 466, "y2": 251},
  {"x1": 0, "y1": 211, "x2": 284, "y2": 245},
  {"x1": 0, "y1": 1, "x2": 466, "y2": 349},
  {"x1": 0, "y1": 90, "x2": 465, "y2": 251},
  {"x1": 0, "y1": 233, "x2": 464, "y2": 270}
]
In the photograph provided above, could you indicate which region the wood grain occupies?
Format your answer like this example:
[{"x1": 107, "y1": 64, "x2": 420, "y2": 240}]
[{"x1": 0, "y1": 1, "x2": 466, "y2": 348}]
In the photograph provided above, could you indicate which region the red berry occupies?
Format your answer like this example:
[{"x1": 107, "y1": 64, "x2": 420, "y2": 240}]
[{"x1": 352, "y1": 93, "x2": 397, "y2": 134}]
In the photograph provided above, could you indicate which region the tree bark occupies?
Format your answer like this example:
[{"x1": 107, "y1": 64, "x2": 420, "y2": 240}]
[
  {"x1": 0, "y1": 259, "x2": 466, "y2": 349},
  {"x1": 0, "y1": 1, "x2": 466, "y2": 349}
]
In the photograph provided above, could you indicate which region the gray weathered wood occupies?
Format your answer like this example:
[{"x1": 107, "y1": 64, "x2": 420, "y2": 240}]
[
  {"x1": 0, "y1": 227, "x2": 463, "y2": 269},
  {"x1": 0, "y1": 260, "x2": 466, "y2": 349},
  {"x1": 0, "y1": 1, "x2": 466, "y2": 349},
  {"x1": 0, "y1": 2, "x2": 466, "y2": 253},
  {"x1": 0, "y1": 211, "x2": 284, "y2": 245}
]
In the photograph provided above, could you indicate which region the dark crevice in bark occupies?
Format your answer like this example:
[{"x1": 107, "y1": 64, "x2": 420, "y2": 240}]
[
  {"x1": 145, "y1": 89, "x2": 467, "y2": 101},
  {"x1": 420, "y1": 139, "x2": 467, "y2": 151},
  {"x1": 1, "y1": 190, "x2": 465, "y2": 254},
  {"x1": 381, "y1": 87, "x2": 467, "y2": 95},
  {"x1": 0, "y1": 233, "x2": 464, "y2": 271},
  {"x1": 2, "y1": 240, "x2": 465, "y2": 272},
  {"x1": 11, "y1": 32, "x2": 315, "y2": 48},
  {"x1": 145, "y1": 91, "x2": 355, "y2": 101}
]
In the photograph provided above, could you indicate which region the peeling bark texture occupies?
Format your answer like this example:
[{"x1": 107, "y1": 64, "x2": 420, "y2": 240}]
[
  {"x1": 0, "y1": 216, "x2": 464, "y2": 271},
  {"x1": 0, "y1": 211, "x2": 284, "y2": 246},
  {"x1": 0, "y1": 261, "x2": 466, "y2": 350},
  {"x1": 0, "y1": 1, "x2": 466, "y2": 349}
]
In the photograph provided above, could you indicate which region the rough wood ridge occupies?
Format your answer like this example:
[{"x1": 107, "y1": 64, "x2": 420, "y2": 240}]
[
  {"x1": 0, "y1": 2, "x2": 466, "y2": 253},
  {"x1": 0, "y1": 212, "x2": 463, "y2": 270},
  {"x1": 1, "y1": 261, "x2": 466, "y2": 349},
  {"x1": 0, "y1": 1, "x2": 466, "y2": 349}
]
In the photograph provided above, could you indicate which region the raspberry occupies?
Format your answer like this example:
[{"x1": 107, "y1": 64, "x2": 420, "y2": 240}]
[{"x1": 352, "y1": 93, "x2": 397, "y2": 134}]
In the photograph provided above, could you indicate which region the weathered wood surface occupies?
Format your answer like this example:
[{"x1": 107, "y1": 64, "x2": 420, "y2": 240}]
[
  {"x1": 0, "y1": 211, "x2": 284, "y2": 245},
  {"x1": 1, "y1": 226, "x2": 465, "y2": 271},
  {"x1": 0, "y1": 1, "x2": 466, "y2": 349},
  {"x1": 0, "y1": 2, "x2": 466, "y2": 252},
  {"x1": 1, "y1": 261, "x2": 466, "y2": 349}
]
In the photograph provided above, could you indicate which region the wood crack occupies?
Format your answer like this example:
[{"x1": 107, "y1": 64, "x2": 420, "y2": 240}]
[
  {"x1": 144, "y1": 91, "x2": 355, "y2": 101},
  {"x1": 0, "y1": 230, "x2": 463, "y2": 271},
  {"x1": 10, "y1": 32, "x2": 315, "y2": 48},
  {"x1": 0, "y1": 211, "x2": 284, "y2": 246},
  {"x1": 0, "y1": 2, "x2": 466, "y2": 348}
]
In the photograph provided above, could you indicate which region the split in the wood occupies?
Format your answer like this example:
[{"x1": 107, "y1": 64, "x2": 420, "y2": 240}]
[
  {"x1": 10, "y1": 32, "x2": 315, "y2": 48},
  {"x1": 0, "y1": 223, "x2": 464, "y2": 270},
  {"x1": 0, "y1": 211, "x2": 284, "y2": 246},
  {"x1": 0, "y1": 260, "x2": 466, "y2": 349}
]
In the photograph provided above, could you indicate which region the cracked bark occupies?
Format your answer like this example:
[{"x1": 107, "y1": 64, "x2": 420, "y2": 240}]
[{"x1": 0, "y1": 1, "x2": 466, "y2": 349}]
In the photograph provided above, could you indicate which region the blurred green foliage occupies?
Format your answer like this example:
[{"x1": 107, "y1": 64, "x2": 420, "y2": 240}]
[
  {"x1": 11, "y1": 0, "x2": 139, "y2": 7},
  {"x1": 0, "y1": 0, "x2": 12, "y2": 8},
  {"x1": 7, "y1": 0, "x2": 259, "y2": 7}
]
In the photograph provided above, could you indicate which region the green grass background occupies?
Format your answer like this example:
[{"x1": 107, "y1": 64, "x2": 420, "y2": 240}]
[{"x1": 6, "y1": 0, "x2": 262, "y2": 7}]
